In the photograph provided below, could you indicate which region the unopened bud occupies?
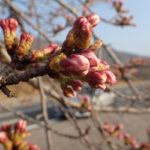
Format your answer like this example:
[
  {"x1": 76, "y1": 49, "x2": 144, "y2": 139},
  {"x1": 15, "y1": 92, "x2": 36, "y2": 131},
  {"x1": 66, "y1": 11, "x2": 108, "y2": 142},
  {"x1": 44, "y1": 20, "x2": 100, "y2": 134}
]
[
  {"x1": 87, "y1": 14, "x2": 100, "y2": 27},
  {"x1": 80, "y1": 49, "x2": 99, "y2": 67},
  {"x1": 105, "y1": 70, "x2": 117, "y2": 84},
  {"x1": 60, "y1": 54, "x2": 90, "y2": 76},
  {"x1": 87, "y1": 70, "x2": 107, "y2": 89},
  {"x1": 31, "y1": 43, "x2": 59, "y2": 62},
  {"x1": 15, "y1": 119, "x2": 27, "y2": 133},
  {"x1": 0, "y1": 18, "x2": 18, "y2": 49},
  {"x1": 17, "y1": 32, "x2": 34, "y2": 56}
]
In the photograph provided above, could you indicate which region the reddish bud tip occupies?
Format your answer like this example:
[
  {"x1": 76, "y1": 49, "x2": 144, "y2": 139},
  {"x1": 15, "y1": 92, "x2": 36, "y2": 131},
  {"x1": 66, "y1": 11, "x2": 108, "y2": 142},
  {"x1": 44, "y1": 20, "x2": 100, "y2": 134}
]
[
  {"x1": 87, "y1": 14, "x2": 100, "y2": 27},
  {"x1": 15, "y1": 119, "x2": 27, "y2": 133}
]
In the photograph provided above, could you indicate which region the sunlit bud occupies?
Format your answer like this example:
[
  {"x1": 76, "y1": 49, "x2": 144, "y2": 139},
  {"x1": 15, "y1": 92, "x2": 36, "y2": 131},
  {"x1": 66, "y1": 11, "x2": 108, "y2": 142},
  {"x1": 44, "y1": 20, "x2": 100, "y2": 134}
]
[
  {"x1": 15, "y1": 119, "x2": 27, "y2": 133},
  {"x1": 105, "y1": 70, "x2": 117, "y2": 84},
  {"x1": 71, "y1": 80, "x2": 83, "y2": 91},
  {"x1": 87, "y1": 14, "x2": 100, "y2": 27},
  {"x1": 49, "y1": 53, "x2": 67, "y2": 72},
  {"x1": 17, "y1": 32, "x2": 34, "y2": 56},
  {"x1": 86, "y1": 70, "x2": 107, "y2": 89},
  {"x1": 61, "y1": 84, "x2": 76, "y2": 97},
  {"x1": 98, "y1": 60, "x2": 110, "y2": 71},
  {"x1": 80, "y1": 49, "x2": 99, "y2": 67},
  {"x1": 0, "y1": 132, "x2": 8, "y2": 143},
  {"x1": 73, "y1": 17, "x2": 88, "y2": 30},
  {"x1": 89, "y1": 40, "x2": 103, "y2": 51},
  {"x1": 60, "y1": 54, "x2": 90, "y2": 76},
  {"x1": 73, "y1": 17, "x2": 92, "y2": 49},
  {"x1": 31, "y1": 44, "x2": 59, "y2": 62},
  {"x1": 0, "y1": 18, "x2": 18, "y2": 49}
]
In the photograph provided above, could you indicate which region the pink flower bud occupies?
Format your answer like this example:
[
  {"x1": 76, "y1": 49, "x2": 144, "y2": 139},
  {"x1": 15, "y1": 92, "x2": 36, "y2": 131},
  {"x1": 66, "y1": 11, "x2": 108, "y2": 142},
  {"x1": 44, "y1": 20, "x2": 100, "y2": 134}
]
[
  {"x1": 80, "y1": 49, "x2": 99, "y2": 67},
  {"x1": 105, "y1": 70, "x2": 117, "y2": 84},
  {"x1": 31, "y1": 43, "x2": 59, "y2": 61},
  {"x1": 15, "y1": 119, "x2": 27, "y2": 133},
  {"x1": 61, "y1": 84, "x2": 76, "y2": 97},
  {"x1": 86, "y1": 70, "x2": 107, "y2": 89},
  {"x1": 17, "y1": 32, "x2": 34, "y2": 56},
  {"x1": 9, "y1": 18, "x2": 18, "y2": 32},
  {"x1": 0, "y1": 132, "x2": 8, "y2": 143},
  {"x1": 73, "y1": 17, "x2": 88, "y2": 30},
  {"x1": 71, "y1": 80, "x2": 83, "y2": 91},
  {"x1": 87, "y1": 14, "x2": 100, "y2": 27},
  {"x1": 73, "y1": 17, "x2": 92, "y2": 49},
  {"x1": 60, "y1": 54, "x2": 90, "y2": 75},
  {"x1": 0, "y1": 18, "x2": 18, "y2": 49}
]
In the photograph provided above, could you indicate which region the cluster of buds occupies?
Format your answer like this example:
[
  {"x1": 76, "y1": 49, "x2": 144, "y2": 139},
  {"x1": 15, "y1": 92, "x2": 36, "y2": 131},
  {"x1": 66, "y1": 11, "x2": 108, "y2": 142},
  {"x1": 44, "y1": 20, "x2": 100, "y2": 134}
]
[
  {"x1": 49, "y1": 14, "x2": 116, "y2": 97},
  {"x1": 62, "y1": 13, "x2": 100, "y2": 54},
  {"x1": 102, "y1": 122, "x2": 150, "y2": 150},
  {"x1": 0, "y1": 18, "x2": 59, "y2": 63},
  {"x1": 0, "y1": 120, "x2": 40, "y2": 150},
  {"x1": 0, "y1": 15, "x2": 116, "y2": 97}
]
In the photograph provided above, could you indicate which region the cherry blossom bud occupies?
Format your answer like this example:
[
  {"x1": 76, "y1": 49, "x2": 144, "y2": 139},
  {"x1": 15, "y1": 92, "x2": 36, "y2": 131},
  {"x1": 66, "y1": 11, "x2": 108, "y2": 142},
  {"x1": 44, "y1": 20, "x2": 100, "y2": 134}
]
[
  {"x1": 105, "y1": 70, "x2": 117, "y2": 84},
  {"x1": 71, "y1": 80, "x2": 83, "y2": 91},
  {"x1": 0, "y1": 18, "x2": 18, "y2": 49},
  {"x1": 61, "y1": 84, "x2": 76, "y2": 97},
  {"x1": 86, "y1": 70, "x2": 107, "y2": 89},
  {"x1": 60, "y1": 54, "x2": 90, "y2": 75},
  {"x1": 0, "y1": 132, "x2": 8, "y2": 143},
  {"x1": 80, "y1": 49, "x2": 99, "y2": 67},
  {"x1": 15, "y1": 119, "x2": 27, "y2": 133},
  {"x1": 17, "y1": 32, "x2": 34, "y2": 56},
  {"x1": 87, "y1": 14, "x2": 100, "y2": 27},
  {"x1": 73, "y1": 17, "x2": 92, "y2": 49},
  {"x1": 31, "y1": 43, "x2": 59, "y2": 61}
]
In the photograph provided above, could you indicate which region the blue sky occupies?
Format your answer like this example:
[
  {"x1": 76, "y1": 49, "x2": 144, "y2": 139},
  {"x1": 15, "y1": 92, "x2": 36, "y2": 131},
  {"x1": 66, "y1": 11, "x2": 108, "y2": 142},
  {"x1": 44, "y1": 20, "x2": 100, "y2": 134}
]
[{"x1": 93, "y1": 0, "x2": 150, "y2": 56}]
